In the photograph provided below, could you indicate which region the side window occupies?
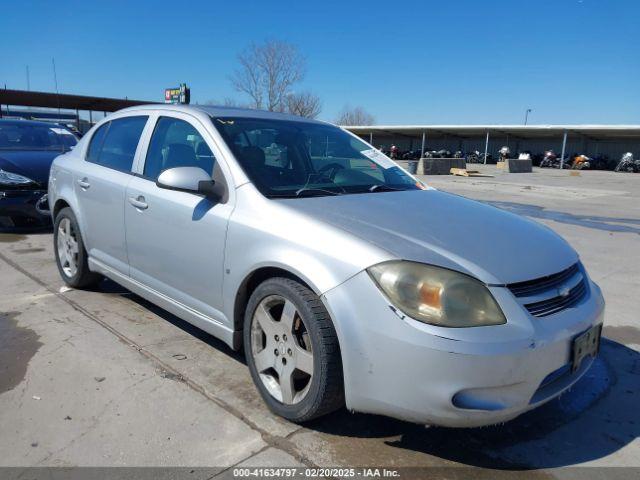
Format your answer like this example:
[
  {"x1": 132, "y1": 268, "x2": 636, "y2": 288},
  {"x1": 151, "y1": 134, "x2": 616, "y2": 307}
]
[
  {"x1": 144, "y1": 117, "x2": 216, "y2": 181},
  {"x1": 86, "y1": 116, "x2": 148, "y2": 172},
  {"x1": 86, "y1": 123, "x2": 109, "y2": 164}
]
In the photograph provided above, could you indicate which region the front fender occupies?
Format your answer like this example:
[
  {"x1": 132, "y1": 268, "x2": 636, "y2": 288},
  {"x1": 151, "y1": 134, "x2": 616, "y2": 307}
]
[{"x1": 221, "y1": 186, "x2": 393, "y2": 331}]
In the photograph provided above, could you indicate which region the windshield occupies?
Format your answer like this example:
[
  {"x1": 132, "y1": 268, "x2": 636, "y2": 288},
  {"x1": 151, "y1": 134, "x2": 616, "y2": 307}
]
[
  {"x1": 212, "y1": 117, "x2": 423, "y2": 198},
  {"x1": 0, "y1": 123, "x2": 78, "y2": 151}
]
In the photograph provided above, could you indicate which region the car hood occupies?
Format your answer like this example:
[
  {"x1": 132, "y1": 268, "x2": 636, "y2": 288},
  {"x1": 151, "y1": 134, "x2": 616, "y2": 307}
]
[
  {"x1": 279, "y1": 189, "x2": 578, "y2": 285},
  {"x1": 0, "y1": 150, "x2": 62, "y2": 186}
]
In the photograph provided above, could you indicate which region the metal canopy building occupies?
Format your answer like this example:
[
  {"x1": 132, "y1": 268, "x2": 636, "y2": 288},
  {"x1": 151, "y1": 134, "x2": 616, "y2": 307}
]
[
  {"x1": 345, "y1": 125, "x2": 640, "y2": 160},
  {"x1": 0, "y1": 89, "x2": 152, "y2": 113},
  {"x1": 0, "y1": 89, "x2": 155, "y2": 132}
]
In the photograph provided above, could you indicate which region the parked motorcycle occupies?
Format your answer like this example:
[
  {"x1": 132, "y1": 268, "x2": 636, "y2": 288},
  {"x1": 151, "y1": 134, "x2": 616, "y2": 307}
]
[
  {"x1": 466, "y1": 151, "x2": 482, "y2": 163},
  {"x1": 465, "y1": 150, "x2": 495, "y2": 164},
  {"x1": 571, "y1": 154, "x2": 591, "y2": 170},
  {"x1": 539, "y1": 150, "x2": 562, "y2": 168},
  {"x1": 401, "y1": 150, "x2": 421, "y2": 160},
  {"x1": 423, "y1": 149, "x2": 452, "y2": 158},
  {"x1": 498, "y1": 146, "x2": 511, "y2": 161},
  {"x1": 615, "y1": 152, "x2": 640, "y2": 173}
]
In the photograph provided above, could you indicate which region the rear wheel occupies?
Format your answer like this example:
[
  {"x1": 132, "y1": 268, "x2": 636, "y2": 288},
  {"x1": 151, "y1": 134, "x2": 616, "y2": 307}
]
[
  {"x1": 54, "y1": 207, "x2": 101, "y2": 288},
  {"x1": 244, "y1": 277, "x2": 344, "y2": 422}
]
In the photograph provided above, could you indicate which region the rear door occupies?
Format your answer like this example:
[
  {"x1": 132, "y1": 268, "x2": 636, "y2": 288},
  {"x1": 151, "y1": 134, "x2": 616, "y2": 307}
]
[
  {"x1": 124, "y1": 112, "x2": 233, "y2": 320},
  {"x1": 74, "y1": 115, "x2": 149, "y2": 274}
]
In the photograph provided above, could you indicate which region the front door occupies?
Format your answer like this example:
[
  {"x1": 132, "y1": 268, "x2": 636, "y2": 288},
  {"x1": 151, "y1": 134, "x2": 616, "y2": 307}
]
[{"x1": 124, "y1": 113, "x2": 232, "y2": 321}]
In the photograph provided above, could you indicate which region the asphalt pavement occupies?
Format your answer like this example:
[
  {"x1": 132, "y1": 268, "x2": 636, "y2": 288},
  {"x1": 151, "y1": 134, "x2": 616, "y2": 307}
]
[{"x1": 1, "y1": 165, "x2": 638, "y2": 478}]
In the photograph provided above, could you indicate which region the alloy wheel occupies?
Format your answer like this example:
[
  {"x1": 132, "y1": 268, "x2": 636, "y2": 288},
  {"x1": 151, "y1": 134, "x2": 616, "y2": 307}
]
[
  {"x1": 250, "y1": 295, "x2": 314, "y2": 404},
  {"x1": 56, "y1": 217, "x2": 79, "y2": 278}
]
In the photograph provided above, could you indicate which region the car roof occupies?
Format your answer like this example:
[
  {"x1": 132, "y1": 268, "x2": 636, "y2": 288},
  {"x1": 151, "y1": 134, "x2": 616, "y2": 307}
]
[
  {"x1": 0, "y1": 118, "x2": 68, "y2": 128},
  {"x1": 116, "y1": 104, "x2": 328, "y2": 125}
]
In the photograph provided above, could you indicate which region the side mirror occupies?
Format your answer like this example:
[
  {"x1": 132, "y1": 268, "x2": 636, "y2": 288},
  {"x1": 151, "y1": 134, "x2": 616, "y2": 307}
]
[{"x1": 156, "y1": 167, "x2": 222, "y2": 200}]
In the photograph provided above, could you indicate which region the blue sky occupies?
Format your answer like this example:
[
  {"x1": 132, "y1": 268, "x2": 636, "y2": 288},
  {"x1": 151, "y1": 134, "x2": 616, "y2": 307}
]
[{"x1": 2, "y1": 0, "x2": 638, "y2": 124}]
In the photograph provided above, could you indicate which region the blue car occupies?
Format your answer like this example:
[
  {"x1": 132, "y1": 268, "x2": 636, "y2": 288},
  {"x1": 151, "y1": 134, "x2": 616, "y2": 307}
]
[{"x1": 0, "y1": 119, "x2": 78, "y2": 228}]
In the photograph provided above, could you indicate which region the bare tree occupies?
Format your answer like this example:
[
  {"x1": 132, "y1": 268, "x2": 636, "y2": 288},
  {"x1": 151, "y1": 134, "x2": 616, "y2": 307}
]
[
  {"x1": 230, "y1": 40, "x2": 306, "y2": 111},
  {"x1": 335, "y1": 105, "x2": 375, "y2": 125},
  {"x1": 286, "y1": 91, "x2": 322, "y2": 118},
  {"x1": 204, "y1": 97, "x2": 246, "y2": 107}
]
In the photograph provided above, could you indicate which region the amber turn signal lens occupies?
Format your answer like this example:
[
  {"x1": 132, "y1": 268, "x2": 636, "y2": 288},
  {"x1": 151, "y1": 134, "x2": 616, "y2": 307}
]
[{"x1": 419, "y1": 283, "x2": 442, "y2": 309}]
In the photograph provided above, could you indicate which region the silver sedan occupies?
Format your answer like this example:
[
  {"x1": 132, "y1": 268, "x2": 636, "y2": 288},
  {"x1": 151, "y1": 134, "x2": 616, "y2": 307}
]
[{"x1": 48, "y1": 105, "x2": 604, "y2": 426}]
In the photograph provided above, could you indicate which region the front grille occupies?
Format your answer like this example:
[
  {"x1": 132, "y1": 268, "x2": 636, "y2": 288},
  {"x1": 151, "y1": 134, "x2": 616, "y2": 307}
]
[
  {"x1": 507, "y1": 263, "x2": 587, "y2": 317},
  {"x1": 508, "y1": 263, "x2": 580, "y2": 297},
  {"x1": 523, "y1": 280, "x2": 586, "y2": 317}
]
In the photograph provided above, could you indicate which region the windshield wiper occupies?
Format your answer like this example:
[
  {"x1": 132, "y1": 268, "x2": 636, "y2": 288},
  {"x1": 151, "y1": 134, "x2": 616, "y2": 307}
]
[
  {"x1": 368, "y1": 184, "x2": 404, "y2": 193},
  {"x1": 268, "y1": 188, "x2": 343, "y2": 199},
  {"x1": 294, "y1": 187, "x2": 342, "y2": 197}
]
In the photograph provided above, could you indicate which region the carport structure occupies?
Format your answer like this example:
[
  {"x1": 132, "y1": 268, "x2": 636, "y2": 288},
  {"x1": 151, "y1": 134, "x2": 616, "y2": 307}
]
[
  {"x1": 345, "y1": 125, "x2": 640, "y2": 166},
  {"x1": 0, "y1": 88, "x2": 154, "y2": 132}
]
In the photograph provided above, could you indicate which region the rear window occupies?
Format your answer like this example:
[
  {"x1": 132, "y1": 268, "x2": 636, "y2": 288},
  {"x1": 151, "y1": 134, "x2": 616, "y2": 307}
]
[
  {"x1": 86, "y1": 123, "x2": 109, "y2": 164},
  {"x1": 0, "y1": 123, "x2": 77, "y2": 151},
  {"x1": 86, "y1": 116, "x2": 148, "y2": 172}
]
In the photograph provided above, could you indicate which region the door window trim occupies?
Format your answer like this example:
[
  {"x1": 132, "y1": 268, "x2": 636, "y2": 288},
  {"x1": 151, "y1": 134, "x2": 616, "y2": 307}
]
[
  {"x1": 133, "y1": 111, "x2": 234, "y2": 201},
  {"x1": 83, "y1": 113, "x2": 150, "y2": 175},
  {"x1": 137, "y1": 115, "x2": 215, "y2": 181}
]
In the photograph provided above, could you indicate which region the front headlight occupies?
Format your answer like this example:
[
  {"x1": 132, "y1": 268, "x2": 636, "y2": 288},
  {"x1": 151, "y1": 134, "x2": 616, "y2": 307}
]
[
  {"x1": 0, "y1": 169, "x2": 35, "y2": 186},
  {"x1": 367, "y1": 261, "x2": 506, "y2": 327}
]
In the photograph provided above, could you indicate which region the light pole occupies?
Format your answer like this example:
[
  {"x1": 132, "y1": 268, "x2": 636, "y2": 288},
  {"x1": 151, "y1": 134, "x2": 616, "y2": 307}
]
[{"x1": 524, "y1": 108, "x2": 532, "y2": 125}]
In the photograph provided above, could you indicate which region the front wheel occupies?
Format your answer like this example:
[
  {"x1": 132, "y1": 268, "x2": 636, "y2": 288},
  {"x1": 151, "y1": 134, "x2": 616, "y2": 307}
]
[
  {"x1": 54, "y1": 207, "x2": 101, "y2": 288},
  {"x1": 244, "y1": 277, "x2": 344, "y2": 423}
]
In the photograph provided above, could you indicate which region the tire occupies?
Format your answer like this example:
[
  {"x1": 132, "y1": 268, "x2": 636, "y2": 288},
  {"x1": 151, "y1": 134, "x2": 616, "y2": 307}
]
[
  {"x1": 53, "y1": 207, "x2": 101, "y2": 288},
  {"x1": 243, "y1": 277, "x2": 344, "y2": 423}
]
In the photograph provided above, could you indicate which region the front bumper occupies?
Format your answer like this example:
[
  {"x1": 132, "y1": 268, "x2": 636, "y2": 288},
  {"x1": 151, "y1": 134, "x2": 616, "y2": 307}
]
[
  {"x1": 0, "y1": 189, "x2": 51, "y2": 227},
  {"x1": 322, "y1": 270, "x2": 605, "y2": 427}
]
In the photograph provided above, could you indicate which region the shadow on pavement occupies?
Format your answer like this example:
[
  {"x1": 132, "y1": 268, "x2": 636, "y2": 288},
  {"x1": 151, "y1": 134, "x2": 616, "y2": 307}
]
[
  {"x1": 486, "y1": 201, "x2": 640, "y2": 235},
  {"x1": 0, "y1": 226, "x2": 51, "y2": 240},
  {"x1": 94, "y1": 279, "x2": 246, "y2": 364}
]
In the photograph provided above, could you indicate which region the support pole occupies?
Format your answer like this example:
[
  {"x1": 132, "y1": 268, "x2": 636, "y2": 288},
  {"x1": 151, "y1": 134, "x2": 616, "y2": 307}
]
[
  {"x1": 89, "y1": 110, "x2": 93, "y2": 124},
  {"x1": 421, "y1": 131, "x2": 426, "y2": 156},
  {"x1": 483, "y1": 131, "x2": 490, "y2": 164},
  {"x1": 560, "y1": 131, "x2": 568, "y2": 169},
  {"x1": 369, "y1": 132, "x2": 373, "y2": 145}
]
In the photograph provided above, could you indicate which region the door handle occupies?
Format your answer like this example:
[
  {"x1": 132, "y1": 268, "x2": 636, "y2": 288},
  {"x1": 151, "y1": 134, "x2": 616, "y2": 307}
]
[
  {"x1": 128, "y1": 196, "x2": 148, "y2": 210},
  {"x1": 77, "y1": 178, "x2": 90, "y2": 189}
]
